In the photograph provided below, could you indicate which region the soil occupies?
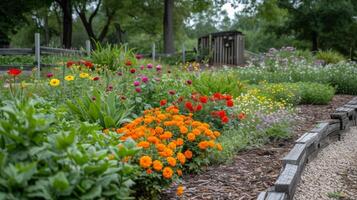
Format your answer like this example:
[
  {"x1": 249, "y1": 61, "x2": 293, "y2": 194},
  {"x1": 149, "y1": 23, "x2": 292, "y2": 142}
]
[{"x1": 161, "y1": 95, "x2": 355, "y2": 200}]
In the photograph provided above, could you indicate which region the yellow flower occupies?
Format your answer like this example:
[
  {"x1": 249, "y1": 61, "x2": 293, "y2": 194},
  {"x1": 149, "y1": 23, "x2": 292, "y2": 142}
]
[
  {"x1": 49, "y1": 79, "x2": 60, "y2": 87},
  {"x1": 79, "y1": 73, "x2": 89, "y2": 78},
  {"x1": 64, "y1": 75, "x2": 75, "y2": 81}
]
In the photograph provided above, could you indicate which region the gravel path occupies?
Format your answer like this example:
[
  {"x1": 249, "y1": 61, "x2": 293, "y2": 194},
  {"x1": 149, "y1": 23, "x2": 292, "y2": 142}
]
[{"x1": 294, "y1": 127, "x2": 357, "y2": 200}]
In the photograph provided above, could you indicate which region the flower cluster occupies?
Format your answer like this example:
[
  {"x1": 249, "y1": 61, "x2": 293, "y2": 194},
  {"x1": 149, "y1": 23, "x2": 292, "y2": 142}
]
[{"x1": 116, "y1": 106, "x2": 222, "y2": 196}]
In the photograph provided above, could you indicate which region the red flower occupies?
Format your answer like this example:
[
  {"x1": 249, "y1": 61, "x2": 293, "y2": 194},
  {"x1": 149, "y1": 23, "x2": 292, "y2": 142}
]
[
  {"x1": 186, "y1": 80, "x2": 192, "y2": 85},
  {"x1": 125, "y1": 60, "x2": 132, "y2": 66},
  {"x1": 160, "y1": 99, "x2": 167, "y2": 106},
  {"x1": 191, "y1": 93, "x2": 198, "y2": 101},
  {"x1": 217, "y1": 110, "x2": 226, "y2": 118},
  {"x1": 130, "y1": 68, "x2": 136, "y2": 74},
  {"x1": 226, "y1": 100, "x2": 234, "y2": 107},
  {"x1": 199, "y1": 96, "x2": 208, "y2": 104},
  {"x1": 7, "y1": 68, "x2": 22, "y2": 76},
  {"x1": 135, "y1": 54, "x2": 143, "y2": 60},
  {"x1": 225, "y1": 95, "x2": 233, "y2": 100},
  {"x1": 93, "y1": 76, "x2": 100, "y2": 81},
  {"x1": 221, "y1": 116, "x2": 229, "y2": 124},
  {"x1": 196, "y1": 104, "x2": 203, "y2": 111},
  {"x1": 177, "y1": 96, "x2": 184, "y2": 103},
  {"x1": 238, "y1": 112, "x2": 246, "y2": 120},
  {"x1": 46, "y1": 73, "x2": 54, "y2": 78},
  {"x1": 185, "y1": 102, "x2": 194, "y2": 112},
  {"x1": 168, "y1": 90, "x2": 176, "y2": 95},
  {"x1": 82, "y1": 60, "x2": 94, "y2": 68},
  {"x1": 66, "y1": 61, "x2": 76, "y2": 68},
  {"x1": 213, "y1": 93, "x2": 222, "y2": 100}
]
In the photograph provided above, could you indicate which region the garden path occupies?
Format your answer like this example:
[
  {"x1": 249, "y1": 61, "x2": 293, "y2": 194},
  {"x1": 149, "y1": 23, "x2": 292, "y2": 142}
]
[{"x1": 294, "y1": 127, "x2": 357, "y2": 200}]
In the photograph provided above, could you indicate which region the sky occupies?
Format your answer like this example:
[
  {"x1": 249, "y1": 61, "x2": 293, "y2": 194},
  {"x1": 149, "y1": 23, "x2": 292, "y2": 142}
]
[{"x1": 222, "y1": 3, "x2": 245, "y2": 19}]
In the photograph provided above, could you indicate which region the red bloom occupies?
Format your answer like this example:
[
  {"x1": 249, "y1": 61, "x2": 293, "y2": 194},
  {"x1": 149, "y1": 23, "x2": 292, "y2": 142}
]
[
  {"x1": 225, "y1": 95, "x2": 233, "y2": 100},
  {"x1": 168, "y1": 90, "x2": 176, "y2": 95},
  {"x1": 7, "y1": 68, "x2": 22, "y2": 76},
  {"x1": 217, "y1": 110, "x2": 226, "y2": 118},
  {"x1": 46, "y1": 73, "x2": 54, "y2": 78},
  {"x1": 177, "y1": 96, "x2": 184, "y2": 103},
  {"x1": 125, "y1": 60, "x2": 132, "y2": 66},
  {"x1": 93, "y1": 76, "x2": 100, "y2": 81},
  {"x1": 221, "y1": 116, "x2": 229, "y2": 124},
  {"x1": 191, "y1": 93, "x2": 198, "y2": 101},
  {"x1": 130, "y1": 68, "x2": 136, "y2": 74},
  {"x1": 66, "y1": 61, "x2": 76, "y2": 68},
  {"x1": 226, "y1": 100, "x2": 234, "y2": 107},
  {"x1": 238, "y1": 112, "x2": 246, "y2": 120},
  {"x1": 185, "y1": 102, "x2": 194, "y2": 112},
  {"x1": 135, "y1": 54, "x2": 143, "y2": 60},
  {"x1": 82, "y1": 60, "x2": 94, "y2": 68},
  {"x1": 199, "y1": 96, "x2": 208, "y2": 104},
  {"x1": 213, "y1": 93, "x2": 222, "y2": 100},
  {"x1": 196, "y1": 104, "x2": 203, "y2": 111},
  {"x1": 160, "y1": 99, "x2": 167, "y2": 106}
]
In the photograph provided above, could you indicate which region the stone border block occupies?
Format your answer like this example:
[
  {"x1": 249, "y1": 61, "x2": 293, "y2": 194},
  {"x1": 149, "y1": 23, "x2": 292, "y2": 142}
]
[
  {"x1": 282, "y1": 144, "x2": 306, "y2": 168},
  {"x1": 265, "y1": 192, "x2": 287, "y2": 200},
  {"x1": 275, "y1": 164, "x2": 299, "y2": 198},
  {"x1": 257, "y1": 192, "x2": 267, "y2": 200}
]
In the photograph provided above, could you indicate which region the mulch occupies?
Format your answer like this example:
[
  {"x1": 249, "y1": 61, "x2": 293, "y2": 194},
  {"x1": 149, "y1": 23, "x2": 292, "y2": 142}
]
[{"x1": 161, "y1": 95, "x2": 355, "y2": 200}]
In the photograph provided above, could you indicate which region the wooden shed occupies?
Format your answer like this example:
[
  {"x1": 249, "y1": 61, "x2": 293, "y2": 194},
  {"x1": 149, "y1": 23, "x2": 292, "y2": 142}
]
[{"x1": 198, "y1": 31, "x2": 244, "y2": 66}]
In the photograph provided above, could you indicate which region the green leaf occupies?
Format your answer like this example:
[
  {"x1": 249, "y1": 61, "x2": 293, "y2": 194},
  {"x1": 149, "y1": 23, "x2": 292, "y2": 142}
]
[
  {"x1": 50, "y1": 172, "x2": 70, "y2": 192},
  {"x1": 80, "y1": 185, "x2": 102, "y2": 200}
]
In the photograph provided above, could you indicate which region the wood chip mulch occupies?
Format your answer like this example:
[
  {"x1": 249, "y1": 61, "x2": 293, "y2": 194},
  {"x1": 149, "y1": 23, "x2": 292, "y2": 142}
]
[{"x1": 161, "y1": 95, "x2": 355, "y2": 200}]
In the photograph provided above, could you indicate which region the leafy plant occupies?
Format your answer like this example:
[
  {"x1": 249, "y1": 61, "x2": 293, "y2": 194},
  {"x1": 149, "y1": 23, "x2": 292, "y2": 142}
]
[
  {"x1": 0, "y1": 99, "x2": 139, "y2": 199},
  {"x1": 66, "y1": 89, "x2": 133, "y2": 128},
  {"x1": 316, "y1": 50, "x2": 345, "y2": 64}
]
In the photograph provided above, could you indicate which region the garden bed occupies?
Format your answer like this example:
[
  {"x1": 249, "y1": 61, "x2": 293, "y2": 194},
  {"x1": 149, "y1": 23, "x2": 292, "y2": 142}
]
[{"x1": 162, "y1": 95, "x2": 355, "y2": 200}]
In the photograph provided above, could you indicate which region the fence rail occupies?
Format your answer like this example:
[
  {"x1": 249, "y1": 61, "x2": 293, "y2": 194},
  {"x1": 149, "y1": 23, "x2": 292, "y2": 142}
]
[{"x1": 0, "y1": 47, "x2": 86, "y2": 56}]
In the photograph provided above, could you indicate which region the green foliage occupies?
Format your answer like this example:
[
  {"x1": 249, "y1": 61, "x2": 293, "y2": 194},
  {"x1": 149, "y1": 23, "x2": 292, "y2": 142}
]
[
  {"x1": 297, "y1": 82, "x2": 335, "y2": 105},
  {"x1": 191, "y1": 71, "x2": 246, "y2": 97},
  {"x1": 316, "y1": 50, "x2": 345, "y2": 64},
  {"x1": 66, "y1": 89, "x2": 132, "y2": 128},
  {"x1": 91, "y1": 42, "x2": 136, "y2": 71},
  {"x1": 0, "y1": 99, "x2": 139, "y2": 199}
]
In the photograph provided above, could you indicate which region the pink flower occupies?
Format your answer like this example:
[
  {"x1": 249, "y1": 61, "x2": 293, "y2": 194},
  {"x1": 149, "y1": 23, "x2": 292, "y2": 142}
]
[
  {"x1": 135, "y1": 87, "x2": 142, "y2": 93},
  {"x1": 140, "y1": 65, "x2": 145, "y2": 70},
  {"x1": 141, "y1": 76, "x2": 149, "y2": 83},
  {"x1": 135, "y1": 54, "x2": 143, "y2": 60},
  {"x1": 117, "y1": 72, "x2": 123, "y2": 76},
  {"x1": 147, "y1": 63, "x2": 153, "y2": 69},
  {"x1": 156, "y1": 65, "x2": 162, "y2": 71},
  {"x1": 134, "y1": 81, "x2": 140, "y2": 87},
  {"x1": 46, "y1": 73, "x2": 54, "y2": 78}
]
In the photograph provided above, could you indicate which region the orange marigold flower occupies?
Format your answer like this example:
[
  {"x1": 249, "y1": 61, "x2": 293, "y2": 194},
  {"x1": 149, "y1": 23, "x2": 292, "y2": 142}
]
[
  {"x1": 198, "y1": 141, "x2": 209, "y2": 150},
  {"x1": 184, "y1": 150, "x2": 193, "y2": 159},
  {"x1": 192, "y1": 128, "x2": 201, "y2": 136},
  {"x1": 177, "y1": 169, "x2": 183, "y2": 176},
  {"x1": 176, "y1": 185, "x2": 184, "y2": 196},
  {"x1": 187, "y1": 133, "x2": 196, "y2": 142},
  {"x1": 157, "y1": 114, "x2": 166, "y2": 120},
  {"x1": 138, "y1": 141, "x2": 150, "y2": 148},
  {"x1": 176, "y1": 138, "x2": 184, "y2": 146},
  {"x1": 156, "y1": 143, "x2": 166, "y2": 151},
  {"x1": 216, "y1": 143, "x2": 223, "y2": 151},
  {"x1": 167, "y1": 142, "x2": 177, "y2": 149},
  {"x1": 163, "y1": 167, "x2": 174, "y2": 179},
  {"x1": 208, "y1": 140, "x2": 215, "y2": 148},
  {"x1": 146, "y1": 169, "x2": 153, "y2": 174},
  {"x1": 167, "y1": 157, "x2": 177, "y2": 167},
  {"x1": 179, "y1": 126, "x2": 188, "y2": 134},
  {"x1": 214, "y1": 131, "x2": 221, "y2": 137},
  {"x1": 153, "y1": 160, "x2": 163, "y2": 171},
  {"x1": 147, "y1": 136, "x2": 159, "y2": 144},
  {"x1": 159, "y1": 131, "x2": 173, "y2": 140},
  {"x1": 139, "y1": 156, "x2": 152, "y2": 168},
  {"x1": 177, "y1": 152, "x2": 186, "y2": 164},
  {"x1": 155, "y1": 126, "x2": 164, "y2": 134}
]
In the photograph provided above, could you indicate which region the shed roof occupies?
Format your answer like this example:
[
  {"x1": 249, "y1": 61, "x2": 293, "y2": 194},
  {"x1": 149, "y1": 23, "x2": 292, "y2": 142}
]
[{"x1": 199, "y1": 30, "x2": 243, "y2": 39}]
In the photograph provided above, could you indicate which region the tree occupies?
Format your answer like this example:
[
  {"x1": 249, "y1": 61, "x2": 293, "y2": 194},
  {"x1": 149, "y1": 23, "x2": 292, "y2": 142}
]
[
  {"x1": 163, "y1": 0, "x2": 175, "y2": 54},
  {"x1": 55, "y1": 0, "x2": 73, "y2": 48}
]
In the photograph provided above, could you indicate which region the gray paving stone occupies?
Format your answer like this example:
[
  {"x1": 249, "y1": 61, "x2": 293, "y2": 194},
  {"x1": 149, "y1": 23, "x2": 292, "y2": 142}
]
[
  {"x1": 310, "y1": 122, "x2": 329, "y2": 136},
  {"x1": 282, "y1": 144, "x2": 306, "y2": 167},
  {"x1": 275, "y1": 164, "x2": 299, "y2": 196},
  {"x1": 257, "y1": 191, "x2": 267, "y2": 200},
  {"x1": 265, "y1": 192, "x2": 287, "y2": 200},
  {"x1": 296, "y1": 132, "x2": 318, "y2": 147}
]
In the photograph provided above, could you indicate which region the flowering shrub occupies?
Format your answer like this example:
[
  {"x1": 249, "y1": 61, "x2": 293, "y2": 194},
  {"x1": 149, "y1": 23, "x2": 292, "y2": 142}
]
[{"x1": 116, "y1": 106, "x2": 222, "y2": 198}]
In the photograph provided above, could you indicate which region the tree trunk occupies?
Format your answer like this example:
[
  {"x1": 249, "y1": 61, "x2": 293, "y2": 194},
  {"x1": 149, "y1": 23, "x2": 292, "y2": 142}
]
[
  {"x1": 60, "y1": 0, "x2": 72, "y2": 48},
  {"x1": 114, "y1": 23, "x2": 125, "y2": 44},
  {"x1": 44, "y1": 13, "x2": 50, "y2": 46},
  {"x1": 163, "y1": 0, "x2": 174, "y2": 54},
  {"x1": 312, "y1": 31, "x2": 318, "y2": 52}
]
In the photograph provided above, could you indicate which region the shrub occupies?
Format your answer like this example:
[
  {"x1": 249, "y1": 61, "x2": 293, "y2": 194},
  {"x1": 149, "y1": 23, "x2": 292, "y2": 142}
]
[
  {"x1": 315, "y1": 50, "x2": 345, "y2": 64},
  {"x1": 297, "y1": 82, "x2": 335, "y2": 104},
  {"x1": 116, "y1": 106, "x2": 222, "y2": 199},
  {"x1": 0, "y1": 99, "x2": 139, "y2": 199}
]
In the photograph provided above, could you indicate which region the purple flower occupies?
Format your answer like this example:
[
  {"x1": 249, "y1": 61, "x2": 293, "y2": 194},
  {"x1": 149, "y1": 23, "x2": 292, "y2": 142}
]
[
  {"x1": 156, "y1": 65, "x2": 162, "y2": 71},
  {"x1": 46, "y1": 73, "x2": 54, "y2": 78},
  {"x1": 141, "y1": 76, "x2": 149, "y2": 83},
  {"x1": 147, "y1": 63, "x2": 153, "y2": 69},
  {"x1": 135, "y1": 87, "x2": 142, "y2": 93},
  {"x1": 134, "y1": 81, "x2": 140, "y2": 87},
  {"x1": 140, "y1": 65, "x2": 145, "y2": 70}
]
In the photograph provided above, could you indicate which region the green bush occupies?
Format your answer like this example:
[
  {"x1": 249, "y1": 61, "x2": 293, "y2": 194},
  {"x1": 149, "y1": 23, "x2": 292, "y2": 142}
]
[
  {"x1": 297, "y1": 82, "x2": 335, "y2": 104},
  {"x1": 315, "y1": 50, "x2": 345, "y2": 64},
  {"x1": 0, "y1": 99, "x2": 139, "y2": 199}
]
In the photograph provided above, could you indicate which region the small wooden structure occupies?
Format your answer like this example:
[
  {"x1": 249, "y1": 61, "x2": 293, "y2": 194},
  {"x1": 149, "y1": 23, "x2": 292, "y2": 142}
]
[{"x1": 198, "y1": 31, "x2": 244, "y2": 66}]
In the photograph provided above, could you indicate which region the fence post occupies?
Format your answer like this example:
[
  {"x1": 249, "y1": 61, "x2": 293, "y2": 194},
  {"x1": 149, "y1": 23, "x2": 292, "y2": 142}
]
[
  {"x1": 124, "y1": 43, "x2": 128, "y2": 54},
  {"x1": 85, "y1": 40, "x2": 91, "y2": 56},
  {"x1": 152, "y1": 43, "x2": 156, "y2": 62},
  {"x1": 182, "y1": 44, "x2": 186, "y2": 64},
  {"x1": 34, "y1": 33, "x2": 41, "y2": 78}
]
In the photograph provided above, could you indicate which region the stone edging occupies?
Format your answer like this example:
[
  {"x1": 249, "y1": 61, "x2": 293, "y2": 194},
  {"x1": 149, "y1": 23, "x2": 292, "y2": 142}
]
[{"x1": 257, "y1": 97, "x2": 357, "y2": 200}]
